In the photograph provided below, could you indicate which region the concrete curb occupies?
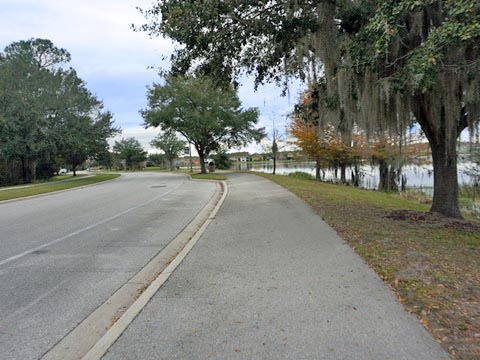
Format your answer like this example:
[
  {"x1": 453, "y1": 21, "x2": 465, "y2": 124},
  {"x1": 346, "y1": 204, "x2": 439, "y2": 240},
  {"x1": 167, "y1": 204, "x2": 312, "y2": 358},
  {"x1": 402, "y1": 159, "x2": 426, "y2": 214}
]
[
  {"x1": 83, "y1": 180, "x2": 228, "y2": 360},
  {"x1": 41, "y1": 179, "x2": 228, "y2": 360}
]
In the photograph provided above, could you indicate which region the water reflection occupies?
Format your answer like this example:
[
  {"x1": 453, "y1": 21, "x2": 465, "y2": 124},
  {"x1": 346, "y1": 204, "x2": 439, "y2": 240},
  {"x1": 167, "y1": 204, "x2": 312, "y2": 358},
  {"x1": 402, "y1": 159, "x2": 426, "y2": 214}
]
[{"x1": 239, "y1": 161, "x2": 474, "y2": 189}]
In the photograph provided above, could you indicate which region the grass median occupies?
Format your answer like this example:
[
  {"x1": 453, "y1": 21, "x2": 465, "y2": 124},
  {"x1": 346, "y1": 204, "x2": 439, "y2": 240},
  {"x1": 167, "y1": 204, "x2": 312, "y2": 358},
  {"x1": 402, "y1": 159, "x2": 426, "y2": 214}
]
[
  {"x1": 178, "y1": 171, "x2": 227, "y2": 181},
  {"x1": 0, "y1": 174, "x2": 121, "y2": 201},
  {"x1": 256, "y1": 172, "x2": 479, "y2": 360}
]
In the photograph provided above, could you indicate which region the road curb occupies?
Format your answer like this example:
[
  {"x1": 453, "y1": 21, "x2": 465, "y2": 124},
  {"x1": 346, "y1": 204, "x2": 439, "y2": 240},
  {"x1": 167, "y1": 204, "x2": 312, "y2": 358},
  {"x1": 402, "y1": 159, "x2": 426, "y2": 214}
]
[
  {"x1": 41, "y1": 179, "x2": 228, "y2": 360},
  {"x1": 83, "y1": 180, "x2": 228, "y2": 360}
]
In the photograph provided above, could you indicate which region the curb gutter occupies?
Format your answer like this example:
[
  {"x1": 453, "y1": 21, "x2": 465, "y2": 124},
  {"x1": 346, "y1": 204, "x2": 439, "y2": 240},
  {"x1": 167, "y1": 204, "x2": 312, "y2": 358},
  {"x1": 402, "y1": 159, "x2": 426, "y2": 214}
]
[{"x1": 41, "y1": 180, "x2": 228, "y2": 360}]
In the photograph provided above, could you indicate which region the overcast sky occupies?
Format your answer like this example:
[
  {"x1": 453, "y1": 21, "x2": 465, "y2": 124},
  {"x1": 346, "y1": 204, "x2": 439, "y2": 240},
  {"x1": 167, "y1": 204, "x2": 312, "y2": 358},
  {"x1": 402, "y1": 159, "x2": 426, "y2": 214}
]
[{"x1": 0, "y1": 0, "x2": 303, "y2": 153}]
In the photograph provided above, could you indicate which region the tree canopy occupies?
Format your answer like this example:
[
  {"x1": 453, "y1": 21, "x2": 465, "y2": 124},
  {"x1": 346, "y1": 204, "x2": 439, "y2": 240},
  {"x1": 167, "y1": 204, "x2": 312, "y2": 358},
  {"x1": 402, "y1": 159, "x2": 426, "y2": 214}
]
[
  {"x1": 0, "y1": 38, "x2": 118, "y2": 184},
  {"x1": 113, "y1": 137, "x2": 147, "y2": 170},
  {"x1": 150, "y1": 131, "x2": 186, "y2": 170},
  {"x1": 137, "y1": 1, "x2": 480, "y2": 218},
  {"x1": 142, "y1": 75, "x2": 265, "y2": 173}
]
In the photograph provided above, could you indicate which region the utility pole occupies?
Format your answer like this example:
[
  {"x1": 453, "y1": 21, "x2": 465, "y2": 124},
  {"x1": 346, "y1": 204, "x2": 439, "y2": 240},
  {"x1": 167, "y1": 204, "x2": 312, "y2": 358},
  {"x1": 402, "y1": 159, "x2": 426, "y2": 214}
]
[
  {"x1": 189, "y1": 142, "x2": 193, "y2": 172},
  {"x1": 272, "y1": 118, "x2": 278, "y2": 175}
]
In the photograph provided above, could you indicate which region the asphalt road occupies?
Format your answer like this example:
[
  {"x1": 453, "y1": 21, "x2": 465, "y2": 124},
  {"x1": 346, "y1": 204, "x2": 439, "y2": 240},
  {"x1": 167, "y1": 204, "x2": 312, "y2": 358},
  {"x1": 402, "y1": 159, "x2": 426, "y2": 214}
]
[
  {"x1": 0, "y1": 172, "x2": 217, "y2": 360},
  {"x1": 104, "y1": 173, "x2": 449, "y2": 360}
]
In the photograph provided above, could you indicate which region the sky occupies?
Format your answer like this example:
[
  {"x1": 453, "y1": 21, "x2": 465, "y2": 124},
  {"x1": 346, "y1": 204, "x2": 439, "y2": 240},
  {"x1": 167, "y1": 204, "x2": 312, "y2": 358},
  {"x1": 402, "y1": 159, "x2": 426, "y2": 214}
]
[{"x1": 0, "y1": 0, "x2": 303, "y2": 153}]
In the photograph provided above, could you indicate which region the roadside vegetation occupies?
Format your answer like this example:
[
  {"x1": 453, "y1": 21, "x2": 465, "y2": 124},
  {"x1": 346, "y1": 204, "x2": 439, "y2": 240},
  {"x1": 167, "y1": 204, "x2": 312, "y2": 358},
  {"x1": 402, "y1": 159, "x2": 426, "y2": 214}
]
[
  {"x1": 257, "y1": 173, "x2": 479, "y2": 360},
  {"x1": 180, "y1": 171, "x2": 227, "y2": 181},
  {"x1": 141, "y1": 75, "x2": 265, "y2": 174},
  {"x1": 0, "y1": 39, "x2": 119, "y2": 185},
  {"x1": 139, "y1": 0, "x2": 480, "y2": 219},
  {"x1": 0, "y1": 174, "x2": 120, "y2": 201}
]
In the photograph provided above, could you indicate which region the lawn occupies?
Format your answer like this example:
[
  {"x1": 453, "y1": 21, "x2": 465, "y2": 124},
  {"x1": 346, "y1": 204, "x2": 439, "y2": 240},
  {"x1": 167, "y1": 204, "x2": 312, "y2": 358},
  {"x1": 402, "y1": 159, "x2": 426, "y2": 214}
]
[
  {"x1": 179, "y1": 170, "x2": 227, "y2": 181},
  {"x1": 256, "y1": 173, "x2": 479, "y2": 360},
  {"x1": 0, "y1": 174, "x2": 121, "y2": 201}
]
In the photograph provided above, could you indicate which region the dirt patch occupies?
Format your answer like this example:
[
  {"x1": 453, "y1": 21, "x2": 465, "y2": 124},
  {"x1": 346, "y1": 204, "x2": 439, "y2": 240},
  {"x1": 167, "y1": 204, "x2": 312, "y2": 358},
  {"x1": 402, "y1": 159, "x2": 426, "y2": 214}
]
[{"x1": 386, "y1": 210, "x2": 480, "y2": 232}]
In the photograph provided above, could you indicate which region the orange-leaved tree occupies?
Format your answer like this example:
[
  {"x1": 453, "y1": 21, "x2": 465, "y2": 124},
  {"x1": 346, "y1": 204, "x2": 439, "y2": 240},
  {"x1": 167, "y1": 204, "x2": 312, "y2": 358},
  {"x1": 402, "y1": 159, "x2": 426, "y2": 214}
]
[
  {"x1": 290, "y1": 83, "x2": 361, "y2": 184},
  {"x1": 290, "y1": 117, "x2": 323, "y2": 180}
]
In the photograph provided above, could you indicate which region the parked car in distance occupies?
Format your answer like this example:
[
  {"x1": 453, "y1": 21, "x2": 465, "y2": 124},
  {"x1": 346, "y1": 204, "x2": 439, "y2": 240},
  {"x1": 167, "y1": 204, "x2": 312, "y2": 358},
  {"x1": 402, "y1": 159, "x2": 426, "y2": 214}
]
[{"x1": 58, "y1": 168, "x2": 68, "y2": 175}]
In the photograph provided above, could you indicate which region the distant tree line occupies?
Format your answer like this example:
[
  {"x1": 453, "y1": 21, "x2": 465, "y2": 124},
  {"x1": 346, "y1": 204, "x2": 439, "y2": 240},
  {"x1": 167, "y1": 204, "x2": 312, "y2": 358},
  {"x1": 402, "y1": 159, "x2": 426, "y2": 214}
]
[{"x1": 0, "y1": 38, "x2": 119, "y2": 185}]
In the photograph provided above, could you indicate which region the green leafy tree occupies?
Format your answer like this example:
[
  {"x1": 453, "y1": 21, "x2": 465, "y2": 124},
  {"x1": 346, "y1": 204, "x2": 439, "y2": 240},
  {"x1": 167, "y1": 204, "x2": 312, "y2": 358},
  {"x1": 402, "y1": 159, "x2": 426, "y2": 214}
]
[
  {"x1": 113, "y1": 137, "x2": 147, "y2": 170},
  {"x1": 211, "y1": 150, "x2": 233, "y2": 170},
  {"x1": 0, "y1": 39, "x2": 69, "y2": 183},
  {"x1": 142, "y1": 75, "x2": 265, "y2": 173},
  {"x1": 0, "y1": 38, "x2": 117, "y2": 183},
  {"x1": 147, "y1": 153, "x2": 167, "y2": 168},
  {"x1": 150, "y1": 131, "x2": 186, "y2": 170},
  {"x1": 52, "y1": 70, "x2": 119, "y2": 175},
  {"x1": 137, "y1": 1, "x2": 480, "y2": 218},
  {"x1": 96, "y1": 151, "x2": 115, "y2": 170}
]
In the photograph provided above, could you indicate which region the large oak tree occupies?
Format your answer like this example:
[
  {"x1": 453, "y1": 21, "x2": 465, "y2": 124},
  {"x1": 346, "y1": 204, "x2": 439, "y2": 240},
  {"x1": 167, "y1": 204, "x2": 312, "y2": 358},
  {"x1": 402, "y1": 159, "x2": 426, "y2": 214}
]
[{"x1": 137, "y1": 1, "x2": 480, "y2": 218}]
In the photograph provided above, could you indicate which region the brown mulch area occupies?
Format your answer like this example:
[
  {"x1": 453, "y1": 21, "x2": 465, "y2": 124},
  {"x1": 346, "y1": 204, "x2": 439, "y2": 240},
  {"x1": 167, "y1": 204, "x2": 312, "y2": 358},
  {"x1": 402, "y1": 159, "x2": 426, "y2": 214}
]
[{"x1": 386, "y1": 210, "x2": 480, "y2": 232}]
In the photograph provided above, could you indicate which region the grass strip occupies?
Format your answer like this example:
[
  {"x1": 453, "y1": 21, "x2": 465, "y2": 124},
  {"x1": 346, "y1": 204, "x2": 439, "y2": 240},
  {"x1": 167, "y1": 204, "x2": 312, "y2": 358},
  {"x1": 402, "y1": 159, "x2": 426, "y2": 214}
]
[
  {"x1": 0, "y1": 174, "x2": 121, "y2": 201},
  {"x1": 256, "y1": 173, "x2": 479, "y2": 360},
  {"x1": 177, "y1": 171, "x2": 227, "y2": 181}
]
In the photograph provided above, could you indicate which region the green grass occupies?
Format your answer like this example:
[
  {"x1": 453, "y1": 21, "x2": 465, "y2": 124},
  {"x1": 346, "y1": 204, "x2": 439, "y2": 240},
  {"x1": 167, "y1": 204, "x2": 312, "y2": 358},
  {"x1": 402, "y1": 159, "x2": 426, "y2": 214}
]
[
  {"x1": 144, "y1": 167, "x2": 169, "y2": 171},
  {"x1": 288, "y1": 171, "x2": 316, "y2": 180},
  {"x1": 190, "y1": 172, "x2": 227, "y2": 180},
  {"x1": 0, "y1": 174, "x2": 121, "y2": 201},
  {"x1": 175, "y1": 170, "x2": 227, "y2": 181},
  {"x1": 255, "y1": 172, "x2": 479, "y2": 360},
  {"x1": 35, "y1": 174, "x2": 88, "y2": 183},
  {"x1": 1, "y1": 174, "x2": 88, "y2": 188}
]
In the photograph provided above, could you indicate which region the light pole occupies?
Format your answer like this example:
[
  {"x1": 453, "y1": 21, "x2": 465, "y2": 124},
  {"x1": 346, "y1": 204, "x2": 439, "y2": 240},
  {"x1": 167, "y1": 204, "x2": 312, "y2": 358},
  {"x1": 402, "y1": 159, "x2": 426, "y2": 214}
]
[{"x1": 189, "y1": 142, "x2": 193, "y2": 172}]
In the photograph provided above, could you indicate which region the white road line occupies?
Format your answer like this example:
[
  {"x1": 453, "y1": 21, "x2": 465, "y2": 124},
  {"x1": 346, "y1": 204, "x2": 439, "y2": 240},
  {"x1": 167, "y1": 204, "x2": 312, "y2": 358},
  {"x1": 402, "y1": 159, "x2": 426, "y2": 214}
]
[
  {"x1": 0, "y1": 180, "x2": 184, "y2": 267},
  {"x1": 82, "y1": 181, "x2": 229, "y2": 360},
  {"x1": 0, "y1": 278, "x2": 70, "y2": 325}
]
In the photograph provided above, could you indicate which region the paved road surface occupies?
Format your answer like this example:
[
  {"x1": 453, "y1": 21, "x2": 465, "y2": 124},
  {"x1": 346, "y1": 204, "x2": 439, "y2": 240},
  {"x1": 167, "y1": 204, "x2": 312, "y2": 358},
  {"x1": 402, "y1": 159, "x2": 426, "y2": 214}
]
[
  {"x1": 0, "y1": 172, "x2": 217, "y2": 360},
  {"x1": 104, "y1": 173, "x2": 449, "y2": 360}
]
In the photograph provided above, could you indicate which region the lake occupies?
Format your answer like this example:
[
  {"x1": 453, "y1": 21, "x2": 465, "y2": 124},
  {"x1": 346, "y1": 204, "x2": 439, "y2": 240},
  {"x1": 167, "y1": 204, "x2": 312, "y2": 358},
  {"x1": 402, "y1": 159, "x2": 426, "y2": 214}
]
[{"x1": 237, "y1": 161, "x2": 475, "y2": 190}]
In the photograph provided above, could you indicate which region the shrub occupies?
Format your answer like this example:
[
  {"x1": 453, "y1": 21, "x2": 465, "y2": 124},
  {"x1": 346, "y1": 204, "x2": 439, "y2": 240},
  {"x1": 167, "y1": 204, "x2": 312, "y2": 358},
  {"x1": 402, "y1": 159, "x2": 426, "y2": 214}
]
[{"x1": 288, "y1": 171, "x2": 315, "y2": 180}]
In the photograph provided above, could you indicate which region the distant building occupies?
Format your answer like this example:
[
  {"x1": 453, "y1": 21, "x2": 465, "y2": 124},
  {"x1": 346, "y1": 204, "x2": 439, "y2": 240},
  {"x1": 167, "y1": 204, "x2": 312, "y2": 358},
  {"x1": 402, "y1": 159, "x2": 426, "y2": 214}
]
[
  {"x1": 229, "y1": 152, "x2": 251, "y2": 162},
  {"x1": 251, "y1": 154, "x2": 264, "y2": 162}
]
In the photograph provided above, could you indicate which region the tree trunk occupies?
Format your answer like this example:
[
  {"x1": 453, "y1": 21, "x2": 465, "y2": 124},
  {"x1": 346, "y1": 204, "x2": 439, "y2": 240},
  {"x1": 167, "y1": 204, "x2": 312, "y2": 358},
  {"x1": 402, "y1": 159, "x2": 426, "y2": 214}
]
[
  {"x1": 315, "y1": 156, "x2": 321, "y2": 180},
  {"x1": 340, "y1": 161, "x2": 347, "y2": 184},
  {"x1": 170, "y1": 158, "x2": 175, "y2": 171},
  {"x1": 353, "y1": 160, "x2": 360, "y2": 187},
  {"x1": 378, "y1": 159, "x2": 388, "y2": 191},
  {"x1": 388, "y1": 166, "x2": 398, "y2": 192},
  {"x1": 401, "y1": 174, "x2": 407, "y2": 192},
  {"x1": 20, "y1": 156, "x2": 32, "y2": 184},
  {"x1": 199, "y1": 152, "x2": 207, "y2": 174},
  {"x1": 429, "y1": 138, "x2": 462, "y2": 218},
  {"x1": 413, "y1": 95, "x2": 464, "y2": 219},
  {"x1": 273, "y1": 155, "x2": 276, "y2": 175},
  {"x1": 31, "y1": 159, "x2": 37, "y2": 181}
]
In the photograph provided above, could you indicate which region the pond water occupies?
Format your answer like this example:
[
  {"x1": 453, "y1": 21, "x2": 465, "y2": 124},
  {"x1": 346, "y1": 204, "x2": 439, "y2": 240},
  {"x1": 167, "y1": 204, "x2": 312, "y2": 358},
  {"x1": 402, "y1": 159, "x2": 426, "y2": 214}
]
[{"x1": 237, "y1": 161, "x2": 475, "y2": 190}]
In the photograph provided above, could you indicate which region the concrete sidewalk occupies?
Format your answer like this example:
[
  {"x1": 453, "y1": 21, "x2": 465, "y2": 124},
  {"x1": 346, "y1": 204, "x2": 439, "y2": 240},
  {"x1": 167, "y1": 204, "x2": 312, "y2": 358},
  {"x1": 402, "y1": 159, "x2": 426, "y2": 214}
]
[{"x1": 103, "y1": 173, "x2": 449, "y2": 359}]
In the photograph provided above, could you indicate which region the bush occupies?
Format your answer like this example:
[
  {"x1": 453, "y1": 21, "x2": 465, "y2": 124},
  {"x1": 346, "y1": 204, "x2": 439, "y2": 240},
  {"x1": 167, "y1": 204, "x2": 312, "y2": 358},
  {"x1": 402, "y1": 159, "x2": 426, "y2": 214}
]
[
  {"x1": 288, "y1": 171, "x2": 315, "y2": 180},
  {"x1": 212, "y1": 151, "x2": 233, "y2": 169}
]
